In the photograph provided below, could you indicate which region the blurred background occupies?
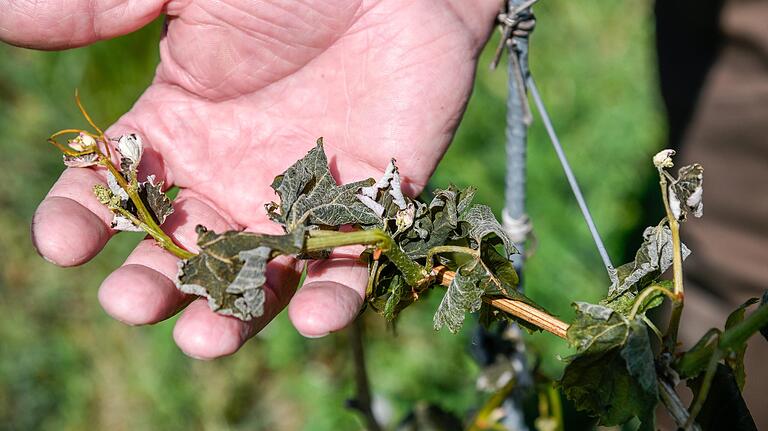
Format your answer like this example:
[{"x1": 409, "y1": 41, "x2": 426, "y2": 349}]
[{"x1": 0, "y1": 1, "x2": 664, "y2": 430}]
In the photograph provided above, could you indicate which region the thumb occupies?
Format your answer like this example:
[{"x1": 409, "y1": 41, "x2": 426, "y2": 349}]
[{"x1": 0, "y1": 0, "x2": 166, "y2": 50}]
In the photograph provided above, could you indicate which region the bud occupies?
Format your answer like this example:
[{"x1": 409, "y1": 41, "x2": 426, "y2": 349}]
[
  {"x1": 653, "y1": 149, "x2": 675, "y2": 169},
  {"x1": 68, "y1": 132, "x2": 96, "y2": 151}
]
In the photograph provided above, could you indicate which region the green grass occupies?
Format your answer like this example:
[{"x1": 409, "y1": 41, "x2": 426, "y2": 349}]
[{"x1": 0, "y1": 2, "x2": 663, "y2": 429}]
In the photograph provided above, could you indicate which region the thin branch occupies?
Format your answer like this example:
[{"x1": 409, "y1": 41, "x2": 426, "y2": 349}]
[{"x1": 348, "y1": 318, "x2": 382, "y2": 431}]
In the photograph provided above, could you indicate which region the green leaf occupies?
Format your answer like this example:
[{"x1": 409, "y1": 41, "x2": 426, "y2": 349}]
[
  {"x1": 669, "y1": 163, "x2": 703, "y2": 221},
  {"x1": 621, "y1": 321, "x2": 658, "y2": 399},
  {"x1": 433, "y1": 261, "x2": 484, "y2": 333},
  {"x1": 462, "y1": 204, "x2": 517, "y2": 257},
  {"x1": 560, "y1": 347, "x2": 656, "y2": 426},
  {"x1": 724, "y1": 298, "x2": 759, "y2": 390},
  {"x1": 177, "y1": 226, "x2": 302, "y2": 321},
  {"x1": 266, "y1": 139, "x2": 379, "y2": 232},
  {"x1": 607, "y1": 223, "x2": 689, "y2": 298}
]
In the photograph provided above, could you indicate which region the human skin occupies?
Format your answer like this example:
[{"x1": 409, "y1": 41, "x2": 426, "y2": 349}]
[{"x1": 0, "y1": 0, "x2": 499, "y2": 359}]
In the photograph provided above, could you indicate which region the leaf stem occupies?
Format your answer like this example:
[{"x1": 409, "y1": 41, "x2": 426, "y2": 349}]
[
  {"x1": 424, "y1": 245, "x2": 478, "y2": 273},
  {"x1": 628, "y1": 284, "x2": 678, "y2": 320}
]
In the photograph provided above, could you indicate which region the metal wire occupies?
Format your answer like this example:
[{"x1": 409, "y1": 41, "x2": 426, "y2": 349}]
[{"x1": 526, "y1": 76, "x2": 615, "y2": 276}]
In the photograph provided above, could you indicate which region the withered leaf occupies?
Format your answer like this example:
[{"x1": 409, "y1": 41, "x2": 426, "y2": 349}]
[
  {"x1": 105, "y1": 172, "x2": 174, "y2": 232},
  {"x1": 140, "y1": 175, "x2": 173, "y2": 225},
  {"x1": 463, "y1": 204, "x2": 517, "y2": 257},
  {"x1": 267, "y1": 139, "x2": 379, "y2": 232},
  {"x1": 669, "y1": 163, "x2": 703, "y2": 221},
  {"x1": 177, "y1": 227, "x2": 303, "y2": 321},
  {"x1": 433, "y1": 261, "x2": 484, "y2": 333},
  {"x1": 562, "y1": 303, "x2": 658, "y2": 427},
  {"x1": 63, "y1": 152, "x2": 98, "y2": 168},
  {"x1": 606, "y1": 223, "x2": 690, "y2": 298}
]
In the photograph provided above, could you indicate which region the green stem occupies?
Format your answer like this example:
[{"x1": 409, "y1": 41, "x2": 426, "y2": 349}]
[
  {"x1": 424, "y1": 245, "x2": 478, "y2": 273},
  {"x1": 659, "y1": 170, "x2": 685, "y2": 351},
  {"x1": 628, "y1": 283, "x2": 678, "y2": 320},
  {"x1": 305, "y1": 229, "x2": 427, "y2": 287},
  {"x1": 98, "y1": 155, "x2": 194, "y2": 260},
  {"x1": 676, "y1": 304, "x2": 768, "y2": 378},
  {"x1": 305, "y1": 229, "x2": 387, "y2": 250}
]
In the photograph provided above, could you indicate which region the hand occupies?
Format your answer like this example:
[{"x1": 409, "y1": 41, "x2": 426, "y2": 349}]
[{"x1": 2, "y1": 0, "x2": 497, "y2": 359}]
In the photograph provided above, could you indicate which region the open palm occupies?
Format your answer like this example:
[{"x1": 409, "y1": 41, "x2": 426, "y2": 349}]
[{"x1": 2, "y1": 0, "x2": 497, "y2": 359}]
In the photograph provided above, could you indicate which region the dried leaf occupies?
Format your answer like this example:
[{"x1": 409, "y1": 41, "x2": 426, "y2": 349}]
[
  {"x1": 63, "y1": 152, "x2": 98, "y2": 167},
  {"x1": 177, "y1": 227, "x2": 302, "y2": 320},
  {"x1": 267, "y1": 139, "x2": 379, "y2": 232},
  {"x1": 607, "y1": 223, "x2": 690, "y2": 297},
  {"x1": 140, "y1": 175, "x2": 173, "y2": 225},
  {"x1": 669, "y1": 163, "x2": 703, "y2": 221}
]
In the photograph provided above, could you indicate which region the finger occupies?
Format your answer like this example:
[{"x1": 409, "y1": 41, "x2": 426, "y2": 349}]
[
  {"x1": 173, "y1": 255, "x2": 299, "y2": 360},
  {"x1": 32, "y1": 167, "x2": 114, "y2": 266},
  {"x1": 288, "y1": 246, "x2": 368, "y2": 338},
  {"x1": 98, "y1": 190, "x2": 236, "y2": 325},
  {"x1": 0, "y1": 0, "x2": 166, "y2": 50}
]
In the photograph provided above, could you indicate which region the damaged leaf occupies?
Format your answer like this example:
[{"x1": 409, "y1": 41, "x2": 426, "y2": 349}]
[
  {"x1": 606, "y1": 223, "x2": 690, "y2": 298},
  {"x1": 433, "y1": 261, "x2": 485, "y2": 333},
  {"x1": 669, "y1": 163, "x2": 703, "y2": 221},
  {"x1": 177, "y1": 227, "x2": 303, "y2": 320},
  {"x1": 266, "y1": 139, "x2": 379, "y2": 232},
  {"x1": 562, "y1": 303, "x2": 658, "y2": 427},
  {"x1": 463, "y1": 204, "x2": 517, "y2": 257}
]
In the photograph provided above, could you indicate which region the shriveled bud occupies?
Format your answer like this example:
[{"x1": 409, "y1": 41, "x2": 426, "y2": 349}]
[
  {"x1": 117, "y1": 134, "x2": 143, "y2": 165},
  {"x1": 68, "y1": 132, "x2": 96, "y2": 151},
  {"x1": 653, "y1": 149, "x2": 675, "y2": 169}
]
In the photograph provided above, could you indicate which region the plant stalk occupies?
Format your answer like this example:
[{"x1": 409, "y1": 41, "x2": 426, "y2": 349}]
[{"x1": 659, "y1": 171, "x2": 685, "y2": 351}]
